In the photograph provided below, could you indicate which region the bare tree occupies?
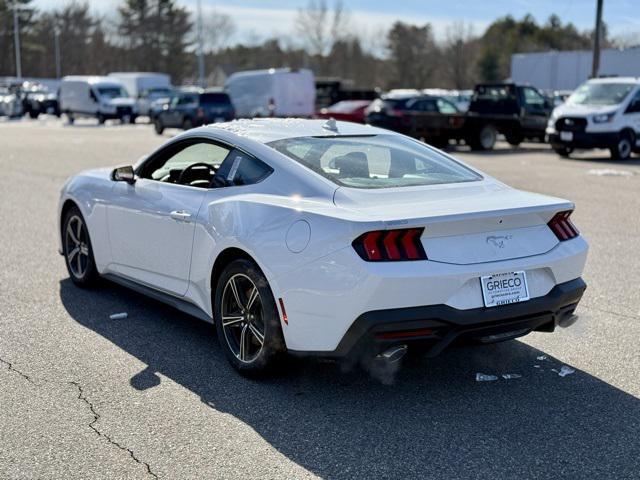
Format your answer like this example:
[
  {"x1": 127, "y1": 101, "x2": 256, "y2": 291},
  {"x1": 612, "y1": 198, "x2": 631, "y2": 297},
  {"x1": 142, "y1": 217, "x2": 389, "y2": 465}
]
[
  {"x1": 202, "y1": 10, "x2": 235, "y2": 53},
  {"x1": 294, "y1": 0, "x2": 349, "y2": 56},
  {"x1": 442, "y1": 22, "x2": 479, "y2": 89}
]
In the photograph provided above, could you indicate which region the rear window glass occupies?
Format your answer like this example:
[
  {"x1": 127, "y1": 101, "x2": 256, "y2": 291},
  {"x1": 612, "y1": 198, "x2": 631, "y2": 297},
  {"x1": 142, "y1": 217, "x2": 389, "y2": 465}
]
[
  {"x1": 268, "y1": 135, "x2": 481, "y2": 189},
  {"x1": 201, "y1": 93, "x2": 231, "y2": 105}
]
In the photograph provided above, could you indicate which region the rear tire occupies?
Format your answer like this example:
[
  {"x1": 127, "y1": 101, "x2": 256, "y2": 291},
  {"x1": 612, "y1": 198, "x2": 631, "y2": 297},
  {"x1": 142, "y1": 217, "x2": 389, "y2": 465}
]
[
  {"x1": 29, "y1": 109, "x2": 39, "y2": 119},
  {"x1": 62, "y1": 206, "x2": 99, "y2": 287},
  {"x1": 154, "y1": 118, "x2": 164, "y2": 134},
  {"x1": 213, "y1": 258, "x2": 286, "y2": 376},
  {"x1": 97, "y1": 113, "x2": 106, "y2": 125},
  {"x1": 553, "y1": 146, "x2": 573, "y2": 158},
  {"x1": 469, "y1": 124, "x2": 497, "y2": 151},
  {"x1": 610, "y1": 131, "x2": 634, "y2": 160},
  {"x1": 67, "y1": 113, "x2": 75, "y2": 125},
  {"x1": 182, "y1": 118, "x2": 193, "y2": 130}
]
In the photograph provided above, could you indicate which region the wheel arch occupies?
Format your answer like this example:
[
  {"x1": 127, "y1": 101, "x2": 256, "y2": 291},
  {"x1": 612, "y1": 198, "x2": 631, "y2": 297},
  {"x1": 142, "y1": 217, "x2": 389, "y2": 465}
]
[
  {"x1": 60, "y1": 198, "x2": 80, "y2": 240},
  {"x1": 210, "y1": 247, "x2": 264, "y2": 300},
  {"x1": 620, "y1": 127, "x2": 635, "y2": 140}
]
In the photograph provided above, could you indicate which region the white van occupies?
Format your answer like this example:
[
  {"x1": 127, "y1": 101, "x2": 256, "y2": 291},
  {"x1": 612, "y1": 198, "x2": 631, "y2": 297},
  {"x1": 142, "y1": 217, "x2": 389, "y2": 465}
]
[
  {"x1": 547, "y1": 77, "x2": 640, "y2": 159},
  {"x1": 225, "y1": 68, "x2": 315, "y2": 118},
  {"x1": 58, "y1": 76, "x2": 138, "y2": 124},
  {"x1": 108, "y1": 72, "x2": 172, "y2": 116}
]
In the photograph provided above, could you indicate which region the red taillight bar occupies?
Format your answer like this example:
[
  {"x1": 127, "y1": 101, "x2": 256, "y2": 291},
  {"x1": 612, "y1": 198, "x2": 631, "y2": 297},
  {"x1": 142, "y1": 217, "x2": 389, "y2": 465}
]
[
  {"x1": 548, "y1": 210, "x2": 579, "y2": 241},
  {"x1": 353, "y1": 228, "x2": 427, "y2": 262}
]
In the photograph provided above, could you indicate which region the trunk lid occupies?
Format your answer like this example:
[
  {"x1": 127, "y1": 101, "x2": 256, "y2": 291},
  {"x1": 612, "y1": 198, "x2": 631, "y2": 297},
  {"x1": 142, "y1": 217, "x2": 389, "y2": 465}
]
[{"x1": 334, "y1": 181, "x2": 572, "y2": 265}]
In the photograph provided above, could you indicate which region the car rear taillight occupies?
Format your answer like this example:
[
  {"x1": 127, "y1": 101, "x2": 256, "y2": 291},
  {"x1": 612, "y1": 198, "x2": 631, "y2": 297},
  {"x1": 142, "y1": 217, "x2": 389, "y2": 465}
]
[
  {"x1": 197, "y1": 107, "x2": 204, "y2": 118},
  {"x1": 548, "y1": 210, "x2": 579, "y2": 241},
  {"x1": 353, "y1": 228, "x2": 427, "y2": 262},
  {"x1": 388, "y1": 108, "x2": 405, "y2": 118}
]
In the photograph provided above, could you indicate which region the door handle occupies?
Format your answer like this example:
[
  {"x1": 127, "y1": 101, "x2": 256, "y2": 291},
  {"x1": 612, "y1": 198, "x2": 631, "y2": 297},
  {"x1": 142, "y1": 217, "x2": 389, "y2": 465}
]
[{"x1": 170, "y1": 210, "x2": 192, "y2": 222}]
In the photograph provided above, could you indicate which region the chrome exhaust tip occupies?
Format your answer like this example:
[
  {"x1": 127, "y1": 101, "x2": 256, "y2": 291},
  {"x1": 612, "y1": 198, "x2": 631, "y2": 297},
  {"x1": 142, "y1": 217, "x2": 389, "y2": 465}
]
[{"x1": 376, "y1": 345, "x2": 408, "y2": 363}]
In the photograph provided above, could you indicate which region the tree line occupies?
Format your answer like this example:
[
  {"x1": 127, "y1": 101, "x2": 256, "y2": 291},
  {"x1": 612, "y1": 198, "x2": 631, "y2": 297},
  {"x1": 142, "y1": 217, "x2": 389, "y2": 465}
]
[{"x1": 0, "y1": 0, "x2": 615, "y2": 90}]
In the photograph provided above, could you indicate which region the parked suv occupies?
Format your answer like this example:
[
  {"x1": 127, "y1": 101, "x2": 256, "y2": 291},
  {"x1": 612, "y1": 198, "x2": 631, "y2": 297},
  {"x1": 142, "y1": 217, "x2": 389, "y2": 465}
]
[
  {"x1": 547, "y1": 77, "x2": 640, "y2": 159},
  {"x1": 153, "y1": 90, "x2": 235, "y2": 134}
]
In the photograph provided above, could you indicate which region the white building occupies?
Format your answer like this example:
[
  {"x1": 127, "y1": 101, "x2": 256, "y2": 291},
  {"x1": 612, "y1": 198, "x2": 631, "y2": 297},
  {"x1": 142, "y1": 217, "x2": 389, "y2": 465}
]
[{"x1": 510, "y1": 48, "x2": 640, "y2": 91}]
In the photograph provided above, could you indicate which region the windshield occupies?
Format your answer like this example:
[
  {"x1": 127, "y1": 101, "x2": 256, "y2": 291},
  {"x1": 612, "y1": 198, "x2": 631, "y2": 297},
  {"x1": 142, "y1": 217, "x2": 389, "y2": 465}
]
[
  {"x1": 97, "y1": 86, "x2": 128, "y2": 99},
  {"x1": 567, "y1": 82, "x2": 635, "y2": 106},
  {"x1": 268, "y1": 135, "x2": 481, "y2": 189},
  {"x1": 201, "y1": 93, "x2": 231, "y2": 105}
]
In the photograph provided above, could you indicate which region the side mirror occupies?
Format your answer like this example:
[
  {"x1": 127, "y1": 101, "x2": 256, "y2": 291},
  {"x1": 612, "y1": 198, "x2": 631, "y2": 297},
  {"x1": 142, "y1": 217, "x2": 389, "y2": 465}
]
[{"x1": 111, "y1": 165, "x2": 135, "y2": 184}]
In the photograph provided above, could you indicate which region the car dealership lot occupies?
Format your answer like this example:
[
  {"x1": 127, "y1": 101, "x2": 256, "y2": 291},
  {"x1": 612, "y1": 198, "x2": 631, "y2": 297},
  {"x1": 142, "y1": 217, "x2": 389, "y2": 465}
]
[{"x1": 1, "y1": 118, "x2": 639, "y2": 479}]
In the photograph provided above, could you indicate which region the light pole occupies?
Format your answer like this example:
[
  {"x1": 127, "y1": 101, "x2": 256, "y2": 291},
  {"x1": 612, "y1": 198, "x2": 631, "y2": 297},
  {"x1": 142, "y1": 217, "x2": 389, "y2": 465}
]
[
  {"x1": 197, "y1": 0, "x2": 205, "y2": 87},
  {"x1": 592, "y1": 0, "x2": 604, "y2": 78},
  {"x1": 11, "y1": 1, "x2": 22, "y2": 79},
  {"x1": 54, "y1": 26, "x2": 62, "y2": 79}
]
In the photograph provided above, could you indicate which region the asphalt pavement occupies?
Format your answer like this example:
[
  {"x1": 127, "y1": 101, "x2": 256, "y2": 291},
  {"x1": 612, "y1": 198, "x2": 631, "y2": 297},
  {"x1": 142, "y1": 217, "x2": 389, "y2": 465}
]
[{"x1": 1, "y1": 117, "x2": 639, "y2": 479}]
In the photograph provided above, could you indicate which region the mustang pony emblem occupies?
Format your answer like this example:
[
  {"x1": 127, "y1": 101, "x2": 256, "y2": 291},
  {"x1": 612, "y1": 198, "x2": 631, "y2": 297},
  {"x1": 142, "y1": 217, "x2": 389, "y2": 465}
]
[{"x1": 486, "y1": 234, "x2": 513, "y2": 248}]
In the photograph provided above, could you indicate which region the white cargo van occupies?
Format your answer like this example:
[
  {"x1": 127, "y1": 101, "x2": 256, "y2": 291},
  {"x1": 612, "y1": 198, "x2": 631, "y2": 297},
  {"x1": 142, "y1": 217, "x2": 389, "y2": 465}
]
[
  {"x1": 225, "y1": 68, "x2": 315, "y2": 118},
  {"x1": 547, "y1": 77, "x2": 640, "y2": 159},
  {"x1": 108, "y1": 72, "x2": 172, "y2": 116},
  {"x1": 58, "y1": 76, "x2": 138, "y2": 124}
]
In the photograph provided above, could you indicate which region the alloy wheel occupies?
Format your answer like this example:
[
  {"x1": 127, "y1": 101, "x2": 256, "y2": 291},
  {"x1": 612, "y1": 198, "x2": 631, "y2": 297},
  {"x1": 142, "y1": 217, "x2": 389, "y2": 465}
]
[
  {"x1": 65, "y1": 215, "x2": 90, "y2": 279},
  {"x1": 221, "y1": 274, "x2": 266, "y2": 363}
]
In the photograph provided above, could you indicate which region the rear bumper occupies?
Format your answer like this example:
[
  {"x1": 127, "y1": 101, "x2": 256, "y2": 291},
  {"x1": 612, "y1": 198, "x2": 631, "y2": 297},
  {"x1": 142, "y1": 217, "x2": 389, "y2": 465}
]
[
  {"x1": 291, "y1": 278, "x2": 586, "y2": 358},
  {"x1": 549, "y1": 131, "x2": 618, "y2": 149}
]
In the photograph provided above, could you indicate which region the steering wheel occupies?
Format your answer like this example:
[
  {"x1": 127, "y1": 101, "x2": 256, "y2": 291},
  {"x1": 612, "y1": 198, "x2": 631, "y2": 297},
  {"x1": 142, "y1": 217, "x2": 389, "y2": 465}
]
[{"x1": 178, "y1": 162, "x2": 215, "y2": 186}]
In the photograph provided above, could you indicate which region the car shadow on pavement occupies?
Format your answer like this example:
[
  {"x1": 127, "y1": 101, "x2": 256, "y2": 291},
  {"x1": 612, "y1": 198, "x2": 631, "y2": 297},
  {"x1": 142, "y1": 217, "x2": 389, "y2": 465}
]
[{"x1": 60, "y1": 278, "x2": 640, "y2": 479}]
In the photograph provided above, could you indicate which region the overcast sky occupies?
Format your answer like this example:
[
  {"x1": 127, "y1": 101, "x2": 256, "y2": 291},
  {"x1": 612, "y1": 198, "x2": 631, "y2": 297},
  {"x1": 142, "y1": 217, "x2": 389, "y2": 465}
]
[{"x1": 32, "y1": 0, "x2": 640, "y2": 45}]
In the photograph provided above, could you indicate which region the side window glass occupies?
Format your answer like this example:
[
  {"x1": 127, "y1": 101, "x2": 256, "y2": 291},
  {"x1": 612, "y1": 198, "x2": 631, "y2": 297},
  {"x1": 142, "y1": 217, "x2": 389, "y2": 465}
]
[
  {"x1": 626, "y1": 90, "x2": 640, "y2": 114},
  {"x1": 89, "y1": 89, "x2": 98, "y2": 102},
  {"x1": 523, "y1": 88, "x2": 545, "y2": 108},
  {"x1": 437, "y1": 98, "x2": 458, "y2": 114},
  {"x1": 218, "y1": 150, "x2": 273, "y2": 186},
  {"x1": 146, "y1": 142, "x2": 231, "y2": 183}
]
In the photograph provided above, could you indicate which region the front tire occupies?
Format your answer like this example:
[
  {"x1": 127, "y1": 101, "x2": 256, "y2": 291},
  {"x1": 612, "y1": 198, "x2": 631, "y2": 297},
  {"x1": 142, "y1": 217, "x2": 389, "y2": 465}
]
[
  {"x1": 610, "y1": 131, "x2": 634, "y2": 160},
  {"x1": 553, "y1": 146, "x2": 573, "y2": 158},
  {"x1": 62, "y1": 206, "x2": 99, "y2": 287},
  {"x1": 214, "y1": 259, "x2": 285, "y2": 376},
  {"x1": 505, "y1": 131, "x2": 523, "y2": 146}
]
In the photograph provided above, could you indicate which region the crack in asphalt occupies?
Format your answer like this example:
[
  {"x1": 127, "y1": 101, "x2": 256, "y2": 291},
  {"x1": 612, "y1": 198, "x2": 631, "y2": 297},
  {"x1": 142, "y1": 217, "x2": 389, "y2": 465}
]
[
  {"x1": 69, "y1": 381, "x2": 159, "y2": 479},
  {"x1": 0, "y1": 355, "x2": 35, "y2": 384},
  {"x1": 0, "y1": 353, "x2": 158, "y2": 479},
  {"x1": 581, "y1": 303, "x2": 640, "y2": 321}
]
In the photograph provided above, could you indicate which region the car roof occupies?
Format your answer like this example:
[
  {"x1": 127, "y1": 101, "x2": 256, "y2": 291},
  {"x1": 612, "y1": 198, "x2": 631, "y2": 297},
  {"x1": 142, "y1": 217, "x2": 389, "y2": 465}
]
[
  {"x1": 197, "y1": 118, "x2": 390, "y2": 144},
  {"x1": 62, "y1": 76, "x2": 123, "y2": 86},
  {"x1": 587, "y1": 76, "x2": 640, "y2": 84}
]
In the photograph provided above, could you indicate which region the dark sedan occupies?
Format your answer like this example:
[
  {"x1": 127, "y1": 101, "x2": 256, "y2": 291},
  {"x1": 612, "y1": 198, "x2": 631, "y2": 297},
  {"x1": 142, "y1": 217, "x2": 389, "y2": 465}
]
[
  {"x1": 365, "y1": 94, "x2": 464, "y2": 147},
  {"x1": 154, "y1": 91, "x2": 235, "y2": 134}
]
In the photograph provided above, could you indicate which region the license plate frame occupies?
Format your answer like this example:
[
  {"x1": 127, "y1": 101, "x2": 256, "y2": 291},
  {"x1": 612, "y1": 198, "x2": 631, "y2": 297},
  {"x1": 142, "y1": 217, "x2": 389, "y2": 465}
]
[{"x1": 480, "y1": 271, "x2": 530, "y2": 308}]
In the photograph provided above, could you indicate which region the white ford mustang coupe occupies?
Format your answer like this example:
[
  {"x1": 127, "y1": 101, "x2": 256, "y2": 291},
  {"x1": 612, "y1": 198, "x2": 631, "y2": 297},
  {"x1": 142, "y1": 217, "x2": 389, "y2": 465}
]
[{"x1": 58, "y1": 119, "x2": 588, "y2": 374}]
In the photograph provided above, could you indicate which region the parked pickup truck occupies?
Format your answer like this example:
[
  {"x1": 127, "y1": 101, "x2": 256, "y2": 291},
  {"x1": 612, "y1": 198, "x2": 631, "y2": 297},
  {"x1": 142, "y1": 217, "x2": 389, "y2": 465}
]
[
  {"x1": 367, "y1": 83, "x2": 553, "y2": 151},
  {"x1": 462, "y1": 83, "x2": 553, "y2": 150}
]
